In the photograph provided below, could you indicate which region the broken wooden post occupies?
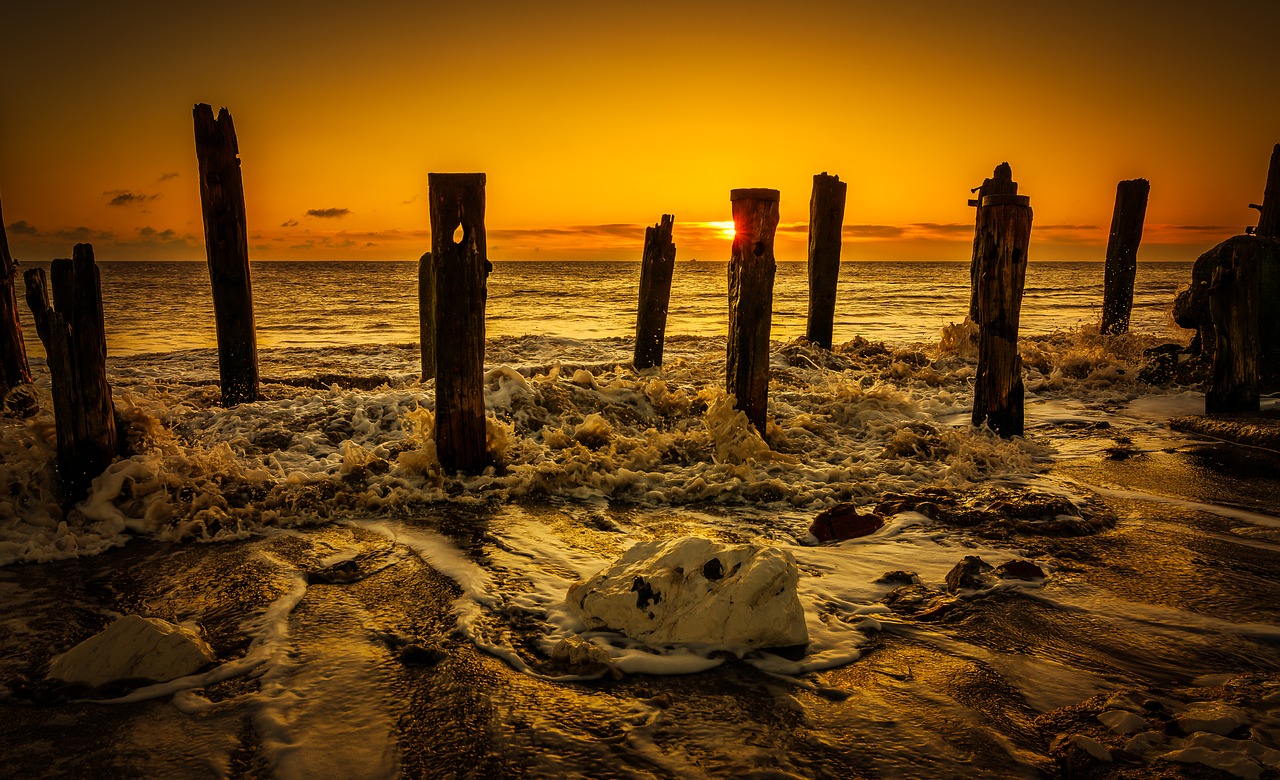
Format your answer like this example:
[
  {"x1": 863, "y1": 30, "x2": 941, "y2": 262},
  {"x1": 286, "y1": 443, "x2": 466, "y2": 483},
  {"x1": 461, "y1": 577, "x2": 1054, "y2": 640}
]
[
  {"x1": 1206, "y1": 240, "x2": 1261, "y2": 413},
  {"x1": 1249, "y1": 143, "x2": 1280, "y2": 238},
  {"x1": 1100, "y1": 178, "x2": 1151, "y2": 335},
  {"x1": 972, "y1": 193, "x2": 1033, "y2": 437},
  {"x1": 968, "y1": 163, "x2": 1018, "y2": 321},
  {"x1": 429, "y1": 173, "x2": 490, "y2": 474},
  {"x1": 633, "y1": 214, "x2": 677, "y2": 369},
  {"x1": 805, "y1": 172, "x2": 847, "y2": 349},
  {"x1": 418, "y1": 251, "x2": 435, "y2": 381},
  {"x1": 0, "y1": 193, "x2": 32, "y2": 401},
  {"x1": 194, "y1": 103, "x2": 259, "y2": 406},
  {"x1": 22, "y1": 244, "x2": 119, "y2": 499},
  {"x1": 727, "y1": 188, "x2": 779, "y2": 435}
]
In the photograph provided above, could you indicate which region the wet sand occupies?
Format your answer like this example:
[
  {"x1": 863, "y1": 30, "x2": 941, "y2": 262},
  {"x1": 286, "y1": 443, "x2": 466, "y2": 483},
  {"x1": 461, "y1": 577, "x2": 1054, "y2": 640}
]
[{"x1": 1, "y1": 433, "x2": 1278, "y2": 779}]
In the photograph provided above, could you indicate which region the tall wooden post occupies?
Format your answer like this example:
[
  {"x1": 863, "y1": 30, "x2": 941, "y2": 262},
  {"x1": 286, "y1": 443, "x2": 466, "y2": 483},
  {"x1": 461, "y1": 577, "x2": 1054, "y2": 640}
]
[
  {"x1": 727, "y1": 188, "x2": 779, "y2": 435},
  {"x1": 194, "y1": 103, "x2": 259, "y2": 406},
  {"x1": 418, "y1": 252, "x2": 435, "y2": 380},
  {"x1": 633, "y1": 214, "x2": 677, "y2": 369},
  {"x1": 22, "y1": 244, "x2": 119, "y2": 499},
  {"x1": 1207, "y1": 240, "x2": 1260, "y2": 413},
  {"x1": 968, "y1": 163, "x2": 1018, "y2": 321},
  {"x1": 1250, "y1": 143, "x2": 1280, "y2": 238},
  {"x1": 1100, "y1": 178, "x2": 1151, "y2": 334},
  {"x1": 429, "y1": 173, "x2": 490, "y2": 474},
  {"x1": 0, "y1": 193, "x2": 32, "y2": 401},
  {"x1": 805, "y1": 173, "x2": 847, "y2": 349},
  {"x1": 972, "y1": 193, "x2": 1033, "y2": 437}
]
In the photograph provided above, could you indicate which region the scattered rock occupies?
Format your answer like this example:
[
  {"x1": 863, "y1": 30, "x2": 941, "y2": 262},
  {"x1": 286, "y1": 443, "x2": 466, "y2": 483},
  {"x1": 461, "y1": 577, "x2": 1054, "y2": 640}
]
[
  {"x1": 1176, "y1": 702, "x2": 1251, "y2": 736},
  {"x1": 944, "y1": 556, "x2": 993, "y2": 593},
  {"x1": 567, "y1": 537, "x2": 808, "y2": 648},
  {"x1": 307, "y1": 558, "x2": 362, "y2": 584},
  {"x1": 1098, "y1": 709, "x2": 1148, "y2": 735},
  {"x1": 875, "y1": 485, "x2": 1115, "y2": 538},
  {"x1": 47, "y1": 615, "x2": 215, "y2": 689},
  {"x1": 994, "y1": 560, "x2": 1045, "y2": 580},
  {"x1": 874, "y1": 570, "x2": 918, "y2": 586},
  {"x1": 809, "y1": 503, "x2": 885, "y2": 543}
]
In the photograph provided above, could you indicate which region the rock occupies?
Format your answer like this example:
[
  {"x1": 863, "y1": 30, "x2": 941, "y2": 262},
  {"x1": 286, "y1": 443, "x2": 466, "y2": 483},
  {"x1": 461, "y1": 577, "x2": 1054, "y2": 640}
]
[
  {"x1": 397, "y1": 642, "x2": 447, "y2": 667},
  {"x1": 567, "y1": 537, "x2": 808, "y2": 648},
  {"x1": 47, "y1": 615, "x2": 215, "y2": 688},
  {"x1": 994, "y1": 560, "x2": 1045, "y2": 580},
  {"x1": 944, "y1": 555, "x2": 993, "y2": 593},
  {"x1": 874, "y1": 570, "x2": 919, "y2": 586},
  {"x1": 1176, "y1": 702, "x2": 1250, "y2": 736},
  {"x1": 1098, "y1": 709, "x2": 1148, "y2": 735},
  {"x1": 1069, "y1": 734, "x2": 1114, "y2": 762},
  {"x1": 809, "y1": 503, "x2": 885, "y2": 542}
]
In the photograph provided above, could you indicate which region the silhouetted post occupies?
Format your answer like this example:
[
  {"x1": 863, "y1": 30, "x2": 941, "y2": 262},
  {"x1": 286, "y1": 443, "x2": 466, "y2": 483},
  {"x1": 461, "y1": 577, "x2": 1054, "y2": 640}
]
[
  {"x1": 0, "y1": 193, "x2": 32, "y2": 401},
  {"x1": 805, "y1": 173, "x2": 847, "y2": 349},
  {"x1": 194, "y1": 103, "x2": 259, "y2": 406},
  {"x1": 1100, "y1": 178, "x2": 1151, "y2": 334},
  {"x1": 633, "y1": 214, "x2": 677, "y2": 369},
  {"x1": 23, "y1": 244, "x2": 119, "y2": 499},
  {"x1": 972, "y1": 193, "x2": 1033, "y2": 437},
  {"x1": 967, "y1": 163, "x2": 1018, "y2": 320},
  {"x1": 418, "y1": 252, "x2": 435, "y2": 380},
  {"x1": 1207, "y1": 242, "x2": 1260, "y2": 413},
  {"x1": 727, "y1": 188, "x2": 779, "y2": 435},
  {"x1": 429, "y1": 173, "x2": 490, "y2": 474},
  {"x1": 1249, "y1": 143, "x2": 1280, "y2": 238}
]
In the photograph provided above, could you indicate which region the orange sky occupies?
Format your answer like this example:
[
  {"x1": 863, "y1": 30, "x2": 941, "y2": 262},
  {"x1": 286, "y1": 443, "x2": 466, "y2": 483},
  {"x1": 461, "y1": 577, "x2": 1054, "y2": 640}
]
[{"x1": 2, "y1": 1, "x2": 1277, "y2": 262}]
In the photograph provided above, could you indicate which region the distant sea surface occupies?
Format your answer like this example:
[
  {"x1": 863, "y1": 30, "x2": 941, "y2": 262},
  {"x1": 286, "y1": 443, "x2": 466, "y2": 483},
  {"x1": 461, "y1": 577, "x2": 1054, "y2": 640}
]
[{"x1": 16, "y1": 260, "x2": 1191, "y2": 359}]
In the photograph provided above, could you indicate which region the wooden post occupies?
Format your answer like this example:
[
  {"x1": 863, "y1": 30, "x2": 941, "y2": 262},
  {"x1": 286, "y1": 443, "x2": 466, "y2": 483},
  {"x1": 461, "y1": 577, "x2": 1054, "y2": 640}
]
[
  {"x1": 429, "y1": 173, "x2": 490, "y2": 474},
  {"x1": 22, "y1": 244, "x2": 119, "y2": 499},
  {"x1": 0, "y1": 193, "x2": 32, "y2": 401},
  {"x1": 633, "y1": 214, "x2": 677, "y2": 369},
  {"x1": 805, "y1": 172, "x2": 847, "y2": 349},
  {"x1": 1206, "y1": 240, "x2": 1260, "y2": 413},
  {"x1": 194, "y1": 103, "x2": 259, "y2": 406},
  {"x1": 1250, "y1": 143, "x2": 1280, "y2": 238},
  {"x1": 972, "y1": 193, "x2": 1033, "y2": 437},
  {"x1": 1100, "y1": 178, "x2": 1151, "y2": 334},
  {"x1": 968, "y1": 163, "x2": 1018, "y2": 321},
  {"x1": 418, "y1": 252, "x2": 435, "y2": 380},
  {"x1": 727, "y1": 188, "x2": 779, "y2": 435}
]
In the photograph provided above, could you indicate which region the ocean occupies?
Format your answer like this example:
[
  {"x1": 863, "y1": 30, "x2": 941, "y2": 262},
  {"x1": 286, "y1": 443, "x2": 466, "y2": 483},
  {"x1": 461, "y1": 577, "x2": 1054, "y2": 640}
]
[{"x1": 4, "y1": 258, "x2": 1279, "y2": 778}]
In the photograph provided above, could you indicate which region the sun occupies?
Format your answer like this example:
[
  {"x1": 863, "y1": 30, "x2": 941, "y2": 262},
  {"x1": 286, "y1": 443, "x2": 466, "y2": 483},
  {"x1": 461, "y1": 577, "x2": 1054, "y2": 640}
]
[{"x1": 707, "y1": 221, "x2": 736, "y2": 240}]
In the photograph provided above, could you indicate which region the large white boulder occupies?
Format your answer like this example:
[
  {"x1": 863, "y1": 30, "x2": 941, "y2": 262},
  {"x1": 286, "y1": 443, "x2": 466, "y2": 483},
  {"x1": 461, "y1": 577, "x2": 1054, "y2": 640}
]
[
  {"x1": 47, "y1": 615, "x2": 216, "y2": 688},
  {"x1": 567, "y1": 537, "x2": 808, "y2": 648}
]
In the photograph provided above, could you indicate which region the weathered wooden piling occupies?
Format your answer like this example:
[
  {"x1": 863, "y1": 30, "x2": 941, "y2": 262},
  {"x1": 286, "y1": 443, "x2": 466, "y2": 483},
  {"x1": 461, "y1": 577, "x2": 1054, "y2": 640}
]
[
  {"x1": 23, "y1": 244, "x2": 119, "y2": 499},
  {"x1": 805, "y1": 173, "x2": 847, "y2": 349},
  {"x1": 0, "y1": 193, "x2": 32, "y2": 401},
  {"x1": 194, "y1": 103, "x2": 259, "y2": 406},
  {"x1": 727, "y1": 188, "x2": 780, "y2": 435},
  {"x1": 1100, "y1": 178, "x2": 1151, "y2": 334},
  {"x1": 1206, "y1": 240, "x2": 1261, "y2": 413},
  {"x1": 972, "y1": 193, "x2": 1033, "y2": 437},
  {"x1": 418, "y1": 252, "x2": 435, "y2": 381},
  {"x1": 633, "y1": 215, "x2": 677, "y2": 370},
  {"x1": 1250, "y1": 143, "x2": 1280, "y2": 238},
  {"x1": 968, "y1": 163, "x2": 1018, "y2": 321},
  {"x1": 429, "y1": 173, "x2": 491, "y2": 474}
]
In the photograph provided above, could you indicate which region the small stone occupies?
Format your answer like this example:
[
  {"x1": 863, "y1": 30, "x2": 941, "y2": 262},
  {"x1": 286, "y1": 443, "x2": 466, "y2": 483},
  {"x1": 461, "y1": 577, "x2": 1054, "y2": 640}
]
[
  {"x1": 875, "y1": 570, "x2": 918, "y2": 585},
  {"x1": 944, "y1": 555, "x2": 993, "y2": 592},
  {"x1": 1069, "y1": 734, "x2": 1114, "y2": 762},
  {"x1": 994, "y1": 560, "x2": 1046, "y2": 580},
  {"x1": 1176, "y1": 702, "x2": 1250, "y2": 736},
  {"x1": 809, "y1": 503, "x2": 885, "y2": 543},
  {"x1": 1098, "y1": 709, "x2": 1148, "y2": 735},
  {"x1": 47, "y1": 615, "x2": 215, "y2": 689},
  {"x1": 397, "y1": 642, "x2": 447, "y2": 666}
]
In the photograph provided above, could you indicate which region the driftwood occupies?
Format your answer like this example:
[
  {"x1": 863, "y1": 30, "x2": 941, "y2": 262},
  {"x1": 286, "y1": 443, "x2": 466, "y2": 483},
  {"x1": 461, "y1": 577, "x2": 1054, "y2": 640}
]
[
  {"x1": 805, "y1": 173, "x2": 847, "y2": 349},
  {"x1": 0, "y1": 193, "x2": 32, "y2": 402},
  {"x1": 1207, "y1": 241, "x2": 1260, "y2": 413},
  {"x1": 727, "y1": 188, "x2": 780, "y2": 435},
  {"x1": 633, "y1": 215, "x2": 677, "y2": 369},
  {"x1": 194, "y1": 103, "x2": 259, "y2": 406},
  {"x1": 22, "y1": 244, "x2": 119, "y2": 499},
  {"x1": 972, "y1": 193, "x2": 1033, "y2": 437},
  {"x1": 1101, "y1": 178, "x2": 1150, "y2": 334},
  {"x1": 418, "y1": 252, "x2": 435, "y2": 380},
  {"x1": 967, "y1": 163, "x2": 1018, "y2": 321},
  {"x1": 429, "y1": 173, "x2": 491, "y2": 474}
]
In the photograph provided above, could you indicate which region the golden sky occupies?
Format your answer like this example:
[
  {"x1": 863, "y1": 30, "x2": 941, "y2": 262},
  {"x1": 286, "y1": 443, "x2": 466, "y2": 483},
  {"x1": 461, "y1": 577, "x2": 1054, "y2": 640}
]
[{"x1": 2, "y1": 1, "x2": 1277, "y2": 262}]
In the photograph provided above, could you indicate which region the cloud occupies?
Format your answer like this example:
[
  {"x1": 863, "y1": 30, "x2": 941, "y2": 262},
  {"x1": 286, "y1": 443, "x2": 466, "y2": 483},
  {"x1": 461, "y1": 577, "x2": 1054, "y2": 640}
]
[
  {"x1": 105, "y1": 189, "x2": 161, "y2": 207},
  {"x1": 55, "y1": 226, "x2": 115, "y2": 241},
  {"x1": 157, "y1": 172, "x2": 180, "y2": 182},
  {"x1": 1168, "y1": 224, "x2": 1234, "y2": 232},
  {"x1": 281, "y1": 219, "x2": 300, "y2": 227},
  {"x1": 402, "y1": 194, "x2": 420, "y2": 205},
  {"x1": 1037, "y1": 224, "x2": 1099, "y2": 231},
  {"x1": 306, "y1": 208, "x2": 352, "y2": 219},
  {"x1": 843, "y1": 224, "x2": 906, "y2": 239},
  {"x1": 6, "y1": 220, "x2": 39, "y2": 236},
  {"x1": 907, "y1": 222, "x2": 971, "y2": 236}
]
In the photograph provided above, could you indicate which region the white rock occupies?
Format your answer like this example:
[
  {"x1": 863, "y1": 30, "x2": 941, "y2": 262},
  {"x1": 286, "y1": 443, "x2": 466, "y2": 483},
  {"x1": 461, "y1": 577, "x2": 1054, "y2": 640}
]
[
  {"x1": 567, "y1": 537, "x2": 808, "y2": 648},
  {"x1": 1098, "y1": 709, "x2": 1148, "y2": 735},
  {"x1": 47, "y1": 615, "x2": 215, "y2": 688},
  {"x1": 1177, "y1": 702, "x2": 1250, "y2": 736},
  {"x1": 1069, "y1": 734, "x2": 1113, "y2": 762}
]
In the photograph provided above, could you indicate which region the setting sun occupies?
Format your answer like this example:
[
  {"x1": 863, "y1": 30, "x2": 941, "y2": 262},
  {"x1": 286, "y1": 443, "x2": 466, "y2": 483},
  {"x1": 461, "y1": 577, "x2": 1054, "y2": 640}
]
[{"x1": 707, "y1": 220, "x2": 736, "y2": 240}]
